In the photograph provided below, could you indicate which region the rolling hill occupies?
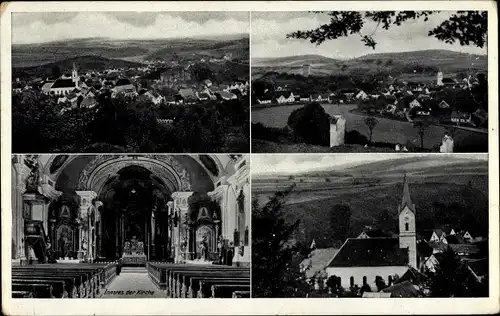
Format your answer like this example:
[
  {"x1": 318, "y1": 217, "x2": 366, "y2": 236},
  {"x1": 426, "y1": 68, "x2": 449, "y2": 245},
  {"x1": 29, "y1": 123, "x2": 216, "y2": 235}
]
[
  {"x1": 252, "y1": 157, "x2": 489, "y2": 248},
  {"x1": 12, "y1": 35, "x2": 250, "y2": 68},
  {"x1": 252, "y1": 49, "x2": 487, "y2": 78},
  {"x1": 12, "y1": 55, "x2": 144, "y2": 79}
]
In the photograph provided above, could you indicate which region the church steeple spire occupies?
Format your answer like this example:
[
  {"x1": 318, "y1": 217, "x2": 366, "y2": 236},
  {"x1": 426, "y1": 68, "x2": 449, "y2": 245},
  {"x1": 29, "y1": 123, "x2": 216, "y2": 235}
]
[{"x1": 400, "y1": 172, "x2": 415, "y2": 213}]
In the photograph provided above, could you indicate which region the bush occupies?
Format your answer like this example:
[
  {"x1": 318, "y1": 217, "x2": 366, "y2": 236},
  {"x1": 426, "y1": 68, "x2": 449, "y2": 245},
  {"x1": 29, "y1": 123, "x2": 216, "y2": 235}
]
[
  {"x1": 345, "y1": 130, "x2": 368, "y2": 145},
  {"x1": 252, "y1": 122, "x2": 290, "y2": 142},
  {"x1": 287, "y1": 102, "x2": 330, "y2": 146}
]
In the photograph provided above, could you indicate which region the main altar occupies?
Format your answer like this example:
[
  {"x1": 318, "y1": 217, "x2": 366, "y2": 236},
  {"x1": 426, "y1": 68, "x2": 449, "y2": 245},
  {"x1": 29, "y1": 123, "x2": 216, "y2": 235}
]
[{"x1": 122, "y1": 236, "x2": 147, "y2": 266}]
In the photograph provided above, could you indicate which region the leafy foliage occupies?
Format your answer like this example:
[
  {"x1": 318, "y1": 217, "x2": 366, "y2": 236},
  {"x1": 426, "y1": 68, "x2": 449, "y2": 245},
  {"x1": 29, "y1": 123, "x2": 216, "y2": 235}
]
[
  {"x1": 329, "y1": 204, "x2": 352, "y2": 243},
  {"x1": 287, "y1": 102, "x2": 331, "y2": 146},
  {"x1": 252, "y1": 185, "x2": 313, "y2": 298},
  {"x1": 364, "y1": 116, "x2": 379, "y2": 142},
  {"x1": 287, "y1": 11, "x2": 487, "y2": 49},
  {"x1": 12, "y1": 90, "x2": 249, "y2": 153},
  {"x1": 426, "y1": 247, "x2": 488, "y2": 297}
]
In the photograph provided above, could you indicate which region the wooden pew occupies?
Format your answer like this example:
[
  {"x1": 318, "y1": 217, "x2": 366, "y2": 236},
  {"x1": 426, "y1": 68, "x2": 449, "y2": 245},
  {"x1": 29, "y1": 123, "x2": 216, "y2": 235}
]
[
  {"x1": 146, "y1": 262, "x2": 250, "y2": 298},
  {"x1": 169, "y1": 267, "x2": 248, "y2": 298},
  {"x1": 197, "y1": 279, "x2": 250, "y2": 298},
  {"x1": 12, "y1": 291, "x2": 33, "y2": 298},
  {"x1": 232, "y1": 291, "x2": 250, "y2": 298},
  {"x1": 178, "y1": 271, "x2": 248, "y2": 298},
  {"x1": 211, "y1": 284, "x2": 250, "y2": 298},
  {"x1": 12, "y1": 271, "x2": 80, "y2": 298},
  {"x1": 13, "y1": 268, "x2": 89, "y2": 298},
  {"x1": 12, "y1": 283, "x2": 54, "y2": 298},
  {"x1": 12, "y1": 262, "x2": 116, "y2": 298},
  {"x1": 11, "y1": 278, "x2": 67, "y2": 298},
  {"x1": 192, "y1": 277, "x2": 249, "y2": 298}
]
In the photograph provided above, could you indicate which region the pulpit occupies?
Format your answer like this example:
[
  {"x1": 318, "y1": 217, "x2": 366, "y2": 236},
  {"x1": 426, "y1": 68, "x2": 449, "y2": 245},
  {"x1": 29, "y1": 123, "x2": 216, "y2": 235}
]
[{"x1": 121, "y1": 236, "x2": 147, "y2": 266}]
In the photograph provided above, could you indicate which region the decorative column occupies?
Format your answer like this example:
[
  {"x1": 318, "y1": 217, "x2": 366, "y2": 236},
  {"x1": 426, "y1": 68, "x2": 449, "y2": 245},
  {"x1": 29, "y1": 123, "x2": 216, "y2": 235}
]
[
  {"x1": 95, "y1": 201, "x2": 103, "y2": 258},
  {"x1": 225, "y1": 156, "x2": 250, "y2": 267},
  {"x1": 150, "y1": 209, "x2": 155, "y2": 259},
  {"x1": 167, "y1": 201, "x2": 174, "y2": 260},
  {"x1": 12, "y1": 158, "x2": 31, "y2": 264},
  {"x1": 171, "y1": 192, "x2": 193, "y2": 263},
  {"x1": 75, "y1": 191, "x2": 97, "y2": 261}
]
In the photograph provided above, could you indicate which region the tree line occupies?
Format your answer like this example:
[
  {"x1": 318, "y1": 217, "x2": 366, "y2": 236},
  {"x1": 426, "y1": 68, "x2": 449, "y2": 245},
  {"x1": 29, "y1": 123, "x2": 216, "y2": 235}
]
[{"x1": 12, "y1": 90, "x2": 249, "y2": 153}]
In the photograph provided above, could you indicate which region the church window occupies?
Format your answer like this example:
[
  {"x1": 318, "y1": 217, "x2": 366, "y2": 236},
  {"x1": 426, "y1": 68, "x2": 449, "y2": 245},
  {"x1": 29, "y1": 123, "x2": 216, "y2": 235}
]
[
  {"x1": 350, "y1": 276, "x2": 354, "y2": 287},
  {"x1": 405, "y1": 223, "x2": 409, "y2": 231},
  {"x1": 363, "y1": 276, "x2": 367, "y2": 286}
]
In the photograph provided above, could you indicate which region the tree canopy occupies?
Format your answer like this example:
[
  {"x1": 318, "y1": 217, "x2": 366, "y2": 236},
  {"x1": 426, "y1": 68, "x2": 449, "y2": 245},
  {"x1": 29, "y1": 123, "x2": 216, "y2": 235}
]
[
  {"x1": 287, "y1": 11, "x2": 487, "y2": 49},
  {"x1": 287, "y1": 102, "x2": 331, "y2": 146},
  {"x1": 252, "y1": 185, "x2": 313, "y2": 298},
  {"x1": 12, "y1": 90, "x2": 249, "y2": 153}
]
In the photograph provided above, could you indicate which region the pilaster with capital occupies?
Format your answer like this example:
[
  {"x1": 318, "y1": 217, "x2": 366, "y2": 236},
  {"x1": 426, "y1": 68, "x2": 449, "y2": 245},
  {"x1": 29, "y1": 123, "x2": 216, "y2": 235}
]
[
  {"x1": 75, "y1": 191, "x2": 97, "y2": 261},
  {"x1": 12, "y1": 162, "x2": 31, "y2": 261},
  {"x1": 171, "y1": 192, "x2": 193, "y2": 262}
]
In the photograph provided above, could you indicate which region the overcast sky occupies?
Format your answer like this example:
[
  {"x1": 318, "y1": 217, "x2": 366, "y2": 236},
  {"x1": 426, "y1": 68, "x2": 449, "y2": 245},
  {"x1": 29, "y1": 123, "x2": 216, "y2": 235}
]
[
  {"x1": 12, "y1": 12, "x2": 249, "y2": 44},
  {"x1": 251, "y1": 154, "x2": 487, "y2": 175},
  {"x1": 252, "y1": 11, "x2": 488, "y2": 59}
]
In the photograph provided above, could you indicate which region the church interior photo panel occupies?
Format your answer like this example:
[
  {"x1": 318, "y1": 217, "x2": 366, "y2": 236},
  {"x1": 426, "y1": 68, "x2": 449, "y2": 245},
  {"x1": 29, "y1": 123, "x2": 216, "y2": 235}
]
[
  {"x1": 10, "y1": 154, "x2": 250, "y2": 298},
  {"x1": 251, "y1": 153, "x2": 489, "y2": 298}
]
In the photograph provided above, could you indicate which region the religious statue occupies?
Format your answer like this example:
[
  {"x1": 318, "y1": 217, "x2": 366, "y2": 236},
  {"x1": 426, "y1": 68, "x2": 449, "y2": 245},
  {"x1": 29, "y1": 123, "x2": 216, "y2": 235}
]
[
  {"x1": 199, "y1": 236, "x2": 208, "y2": 261},
  {"x1": 137, "y1": 241, "x2": 144, "y2": 255},
  {"x1": 58, "y1": 235, "x2": 72, "y2": 258},
  {"x1": 82, "y1": 238, "x2": 88, "y2": 251},
  {"x1": 124, "y1": 241, "x2": 131, "y2": 255}
]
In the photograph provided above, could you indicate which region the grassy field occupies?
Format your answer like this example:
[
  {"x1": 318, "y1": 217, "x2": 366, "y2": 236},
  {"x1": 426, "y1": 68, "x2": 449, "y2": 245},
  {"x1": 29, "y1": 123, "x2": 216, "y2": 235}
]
[
  {"x1": 253, "y1": 157, "x2": 489, "y2": 247},
  {"x1": 251, "y1": 103, "x2": 488, "y2": 152}
]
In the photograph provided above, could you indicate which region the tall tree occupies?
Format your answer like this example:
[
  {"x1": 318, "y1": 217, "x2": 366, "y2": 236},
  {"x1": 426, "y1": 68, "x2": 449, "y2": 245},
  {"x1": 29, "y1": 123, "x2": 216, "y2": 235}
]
[
  {"x1": 413, "y1": 120, "x2": 430, "y2": 149},
  {"x1": 252, "y1": 185, "x2": 313, "y2": 298},
  {"x1": 365, "y1": 116, "x2": 379, "y2": 143},
  {"x1": 329, "y1": 204, "x2": 352, "y2": 243},
  {"x1": 287, "y1": 11, "x2": 487, "y2": 49},
  {"x1": 426, "y1": 246, "x2": 487, "y2": 297},
  {"x1": 287, "y1": 102, "x2": 331, "y2": 146}
]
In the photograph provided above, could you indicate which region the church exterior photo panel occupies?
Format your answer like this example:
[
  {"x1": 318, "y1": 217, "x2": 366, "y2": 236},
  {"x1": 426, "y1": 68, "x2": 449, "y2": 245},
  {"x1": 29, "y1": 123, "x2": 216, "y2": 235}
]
[{"x1": 251, "y1": 153, "x2": 489, "y2": 298}]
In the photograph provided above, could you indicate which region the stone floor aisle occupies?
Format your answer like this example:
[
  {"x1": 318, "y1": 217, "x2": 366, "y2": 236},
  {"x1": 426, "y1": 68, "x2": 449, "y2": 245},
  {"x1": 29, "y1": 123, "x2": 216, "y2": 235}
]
[{"x1": 101, "y1": 267, "x2": 164, "y2": 298}]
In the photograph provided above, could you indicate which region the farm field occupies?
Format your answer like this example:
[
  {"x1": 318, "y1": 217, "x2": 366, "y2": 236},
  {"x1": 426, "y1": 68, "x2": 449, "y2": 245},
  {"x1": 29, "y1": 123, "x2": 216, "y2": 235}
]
[{"x1": 252, "y1": 157, "x2": 489, "y2": 245}]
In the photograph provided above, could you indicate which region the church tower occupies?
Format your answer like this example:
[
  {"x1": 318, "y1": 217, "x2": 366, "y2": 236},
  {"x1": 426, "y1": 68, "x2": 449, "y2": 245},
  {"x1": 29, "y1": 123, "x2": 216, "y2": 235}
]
[
  {"x1": 398, "y1": 173, "x2": 417, "y2": 268},
  {"x1": 437, "y1": 70, "x2": 443, "y2": 86},
  {"x1": 72, "y1": 62, "x2": 79, "y2": 87}
]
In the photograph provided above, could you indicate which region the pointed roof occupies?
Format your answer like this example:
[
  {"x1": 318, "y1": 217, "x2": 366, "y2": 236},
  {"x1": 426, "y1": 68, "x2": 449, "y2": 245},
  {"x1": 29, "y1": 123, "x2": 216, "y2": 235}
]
[{"x1": 400, "y1": 173, "x2": 415, "y2": 213}]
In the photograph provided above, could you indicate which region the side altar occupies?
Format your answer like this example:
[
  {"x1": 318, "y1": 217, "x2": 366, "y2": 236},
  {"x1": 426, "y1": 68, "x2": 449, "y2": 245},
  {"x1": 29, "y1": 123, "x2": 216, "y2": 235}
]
[{"x1": 121, "y1": 236, "x2": 146, "y2": 266}]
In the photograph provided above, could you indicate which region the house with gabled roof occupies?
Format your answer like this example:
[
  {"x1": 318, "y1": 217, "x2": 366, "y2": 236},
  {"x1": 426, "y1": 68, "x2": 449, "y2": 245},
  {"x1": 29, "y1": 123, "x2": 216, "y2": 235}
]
[
  {"x1": 276, "y1": 91, "x2": 295, "y2": 104},
  {"x1": 438, "y1": 100, "x2": 450, "y2": 109},
  {"x1": 176, "y1": 88, "x2": 197, "y2": 104},
  {"x1": 325, "y1": 175, "x2": 417, "y2": 291},
  {"x1": 409, "y1": 99, "x2": 421, "y2": 109}
]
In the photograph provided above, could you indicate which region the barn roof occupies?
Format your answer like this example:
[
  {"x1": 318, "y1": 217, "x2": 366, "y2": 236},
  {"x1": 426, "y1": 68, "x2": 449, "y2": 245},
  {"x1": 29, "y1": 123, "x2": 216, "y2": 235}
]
[{"x1": 327, "y1": 237, "x2": 408, "y2": 267}]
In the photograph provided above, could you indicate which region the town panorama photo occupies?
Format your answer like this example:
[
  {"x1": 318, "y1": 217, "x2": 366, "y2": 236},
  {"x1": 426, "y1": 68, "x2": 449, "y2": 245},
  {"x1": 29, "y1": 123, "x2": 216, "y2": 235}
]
[
  {"x1": 11, "y1": 12, "x2": 250, "y2": 153},
  {"x1": 251, "y1": 11, "x2": 488, "y2": 153}
]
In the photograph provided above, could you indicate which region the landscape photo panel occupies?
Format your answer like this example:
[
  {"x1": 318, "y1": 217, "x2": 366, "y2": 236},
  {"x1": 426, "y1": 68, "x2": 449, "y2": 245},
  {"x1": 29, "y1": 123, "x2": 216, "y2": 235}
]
[
  {"x1": 251, "y1": 11, "x2": 489, "y2": 153},
  {"x1": 11, "y1": 12, "x2": 250, "y2": 153},
  {"x1": 251, "y1": 153, "x2": 489, "y2": 298}
]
